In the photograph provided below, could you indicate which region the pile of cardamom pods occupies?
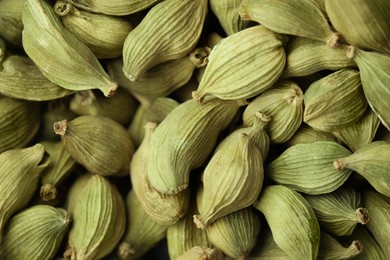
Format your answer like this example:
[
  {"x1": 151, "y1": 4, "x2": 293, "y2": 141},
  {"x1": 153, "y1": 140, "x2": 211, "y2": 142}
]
[{"x1": 1, "y1": 0, "x2": 390, "y2": 259}]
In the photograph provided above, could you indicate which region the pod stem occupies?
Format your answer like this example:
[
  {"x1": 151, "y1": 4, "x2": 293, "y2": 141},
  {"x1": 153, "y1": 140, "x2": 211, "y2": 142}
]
[
  {"x1": 40, "y1": 184, "x2": 58, "y2": 201},
  {"x1": 54, "y1": 119, "x2": 68, "y2": 136},
  {"x1": 193, "y1": 215, "x2": 206, "y2": 229},
  {"x1": 117, "y1": 242, "x2": 136, "y2": 259},
  {"x1": 356, "y1": 207, "x2": 370, "y2": 224}
]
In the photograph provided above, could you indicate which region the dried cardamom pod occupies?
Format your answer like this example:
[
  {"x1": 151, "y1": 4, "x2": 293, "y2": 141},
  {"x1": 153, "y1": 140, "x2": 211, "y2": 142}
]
[
  {"x1": 0, "y1": 205, "x2": 70, "y2": 259},
  {"x1": 325, "y1": 0, "x2": 390, "y2": 54},
  {"x1": 347, "y1": 47, "x2": 390, "y2": 131},
  {"x1": 39, "y1": 141, "x2": 77, "y2": 201},
  {"x1": 22, "y1": 0, "x2": 118, "y2": 97},
  {"x1": 54, "y1": 115, "x2": 135, "y2": 176},
  {"x1": 122, "y1": 0, "x2": 207, "y2": 81},
  {"x1": 65, "y1": 173, "x2": 92, "y2": 215},
  {"x1": 70, "y1": 88, "x2": 136, "y2": 126},
  {"x1": 130, "y1": 122, "x2": 189, "y2": 225},
  {"x1": 332, "y1": 107, "x2": 380, "y2": 152},
  {"x1": 117, "y1": 190, "x2": 167, "y2": 260},
  {"x1": 243, "y1": 81, "x2": 304, "y2": 143},
  {"x1": 304, "y1": 187, "x2": 369, "y2": 236},
  {"x1": 239, "y1": 0, "x2": 340, "y2": 47},
  {"x1": 0, "y1": 96, "x2": 41, "y2": 153},
  {"x1": 0, "y1": 0, "x2": 24, "y2": 46},
  {"x1": 0, "y1": 55, "x2": 73, "y2": 101},
  {"x1": 54, "y1": 1, "x2": 133, "y2": 59},
  {"x1": 282, "y1": 37, "x2": 356, "y2": 78},
  {"x1": 253, "y1": 185, "x2": 320, "y2": 260},
  {"x1": 147, "y1": 99, "x2": 240, "y2": 194},
  {"x1": 248, "y1": 228, "x2": 290, "y2": 260},
  {"x1": 352, "y1": 226, "x2": 385, "y2": 260},
  {"x1": 0, "y1": 144, "x2": 50, "y2": 234},
  {"x1": 334, "y1": 141, "x2": 390, "y2": 197},
  {"x1": 176, "y1": 246, "x2": 223, "y2": 260},
  {"x1": 284, "y1": 124, "x2": 336, "y2": 148},
  {"x1": 317, "y1": 232, "x2": 362, "y2": 260},
  {"x1": 66, "y1": 174, "x2": 126, "y2": 260},
  {"x1": 268, "y1": 141, "x2": 352, "y2": 195},
  {"x1": 363, "y1": 190, "x2": 390, "y2": 258},
  {"x1": 206, "y1": 207, "x2": 261, "y2": 259},
  {"x1": 304, "y1": 69, "x2": 367, "y2": 132},
  {"x1": 192, "y1": 25, "x2": 286, "y2": 102}
]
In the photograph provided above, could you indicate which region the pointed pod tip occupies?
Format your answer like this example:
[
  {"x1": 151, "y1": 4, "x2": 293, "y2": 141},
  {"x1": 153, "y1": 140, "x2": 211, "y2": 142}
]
[
  {"x1": 327, "y1": 32, "x2": 341, "y2": 48},
  {"x1": 192, "y1": 91, "x2": 204, "y2": 103},
  {"x1": 346, "y1": 46, "x2": 356, "y2": 59},
  {"x1": 193, "y1": 215, "x2": 206, "y2": 229},
  {"x1": 53, "y1": 119, "x2": 68, "y2": 136},
  {"x1": 333, "y1": 159, "x2": 344, "y2": 170},
  {"x1": 117, "y1": 242, "x2": 136, "y2": 259},
  {"x1": 356, "y1": 207, "x2": 370, "y2": 224}
]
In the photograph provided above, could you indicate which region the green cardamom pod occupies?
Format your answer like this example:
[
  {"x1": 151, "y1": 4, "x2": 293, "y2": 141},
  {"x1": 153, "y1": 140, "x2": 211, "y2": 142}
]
[
  {"x1": 304, "y1": 69, "x2": 367, "y2": 132},
  {"x1": 0, "y1": 205, "x2": 70, "y2": 259},
  {"x1": 176, "y1": 246, "x2": 223, "y2": 260},
  {"x1": 22, "y1": 0, "x2": 118, "y2": 97},
  {"x1": 122, "y1": 0, "x2": 208, "y2": 81},
  {"x1": 192, "y1": 25, "x2": 286, "y2": 102},
  {"x1": 64, "y1": 173, "x2": 92, "y2": 216},
  {"x1": 253, "y1": 185, "x2": 320, "y2": 260},
  {"x1": 268, "y1": 141, "x2": 352, "y2": 195},
  {"x1": 304, "y1": 187, "x2": 369, "y2": 236},
  {"x1": 352, "y1": 226, "x2": 385, "y2": 260},
  {"x1": 54, "y1": 115, "x2": 135, "y2": 176},
  {"x1": 334, "y1": 141, "x2": 390, "y2": 197},
  {"x1": 239, "y1": 0, "x2": 340, "y2": 47},
  {"x1": 0, "y1": 0, "x2": 24, "y2": 46},
  {"x1": 284, "y1": 124, "x2": 336, "y2": 148},
  {"x1": 317, "y1": 231, "x2": 362, "y2": 260},
  {"x1": 243, "y1": 81, "x2": 304, "y2": 143}
]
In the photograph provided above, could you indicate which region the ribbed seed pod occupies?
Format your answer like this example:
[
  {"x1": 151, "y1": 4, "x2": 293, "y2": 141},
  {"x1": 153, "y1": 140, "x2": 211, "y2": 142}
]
[
  {"x1": 268, "y1": 141, "x2": 352, "y2": 195},
  {"x1": 282, "y1": 37, "x2": 356, "y2": 78},
  {"x1": 0, "y1": 55, "x2": 74, "y2": 101},
  {"x1": 363, "y1": 190, "x2": 390, "y2": 258},
  {"x1": 206, "y1": 207, "x2": 261, "y2": 259},
  {"x1": 192, "y1": 25, "x2": 286, "y2": 102},
  {"x1": 335, "y1": 141, "x2": 390, "y2": 197},
  {"x1": 0, "y1": 96, "x2": 41, "y2": 153},
  {"x1": 325, "y1": 0, "x2": 390, "y2": 54},
  {"x1": 253, "y1": 185, "x2": 320, "y2": 260},
  {"x1": 130, "y1": 123, "x2": 189, "y2": 225},
  {"x1": 0, "y1": 144, "x2": 50, "y2": 234},
  {"x1": 176, "y1": 246, "x2": 223, "y2": 260},
  {"x1": 352, "y1": 226, "x2": 385, "y2": 260},
  {"x1": 22, "y1": 0, "x2": 118, "y2": 97},
  {"x1": 285, "y1": 124, "x2": 336, "y2": 148},
  {"x1": 54, "y1": 115, "x2": 134, "y2": 176},
  {"x1": 304, "y1": 187, "x2": 369, "y2": 236},
  {"x1": 248, "y1": 228, "x2": 290, "y2": 260},
  {"x1": 122, "y1": 0, "x2": 207, "y2": 81},
  {"x1": 304, "y1": 69, "x2": 366, "y2": 132},
  {"x1": 39, "y1": 141, "x2": 77, "y2": 201},
  {"x1": 66, "y1": 174, "x2": 126, "y2": 260},
  {"x1": 70, "y1": 88, "x2": 137, "y2": 126},
  {"x1": 239, "y1": 0, "x2": 340, "y2": 47},
  {"x1": 54, "y1": 1, "x2": 133, "y2": 59},
  {"x1": 242, "y1": 81, "x2": 304, "y2": 143},
  {"x1": 65, "y1": 173, "x2": 92, "y2": 215},
  {"x1": 147, "y1": 99, "x2": 240, "y2": 194},
  {"x1": 0, "y1": 0, "x2": 24, "y2": 46},
  {"x1": 117, "y1": 190, "x2": 167, "y2": 260},
  {"x1": 317, "y1": 232, "x2": 362, "y2": 260},
  {"x1": 0, "y1": 205, "x2": 70, "y2": 259},
  {"x1": 210, "y1": 0, "x2": 251, "y2": 35},
  {"x1": 347, "y1": 47, "x2": 390, "y2": 131},
  {"x1": 333, "y1": 108, "x2": 380, "y2": 152}
]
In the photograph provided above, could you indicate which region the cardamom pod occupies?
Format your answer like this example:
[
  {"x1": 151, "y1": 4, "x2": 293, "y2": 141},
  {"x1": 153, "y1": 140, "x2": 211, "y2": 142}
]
[
  {"x1": 284, "y1": 124, "x2": 336, "y2": 148},
  {"x1": 352, "y1": 226, "x2": 385, "y2": 260},
  {"x1": 0, "y1": 205, "x2": 70, "y2": 259},
  {"x1": 192, "y1": 25, "x2": 286, "y2": 102},
  {"x1": 54, "y1": 1, "x2": 133, "y2": 59},
  {"x1": 253, "y1": 185, "x2": 320, "y2": 260},
  {"x1": 304, "y1": 187, "x2": 369, "y2": 236},
  {"x1": 22, "y1": 0, "x2": 118, "y2": 97},
  {"x1": 239, "y1": 0, "x2": 340, "y2": 47},
  {"x1": 317, "y1": 231, "x2": 362, "y2": 260},
  {"x1": 54, "y1": 115, "x2": 135, "y2": 176},
  {"x1": 0, "y1": 144, "x2": 50, "y2": 234},
  {"x1": 64, "y1": 173, "x2": 92, "y2": 215},
  {"x1": 0, "y1": 0, "x2": 24, "y2": 46},
  {"x1": 242, "y1": 81, "x2": 304, "y2": 143},
  {"x1": 268, "y1": 141, "x2": 352, "y2": 195},
  {"x1": 176, "y1": 246, "x2": 223, "y2": 260},
  {"x1": 122, "y1": 0, "x2": 208, "y2": 81},
  {"x1": 147, "y1": 99, "x2": 240, "y2": 194},
  {"x1": 334, "y1": 141, "x2": 390, "y2": 197},
  {"x1": 66, "y1": 174, "x2": 126, "y2": 260},
  {"x1": 304, "y1": 69, "x2": 367, "y2": 132}
]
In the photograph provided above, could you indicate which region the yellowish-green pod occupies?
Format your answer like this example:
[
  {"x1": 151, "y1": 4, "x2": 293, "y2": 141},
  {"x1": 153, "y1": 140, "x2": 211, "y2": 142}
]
[
  {"x1": 317, "y1": 232, "x2": 362, "y2": 260},
  {"x1": 268, "y1": 141, "x2": 352, "y2": 195},
  {"x1": 304, "y1": 187, "x2": 369, "y2": 236},
  {"x1": 239, "y1": 0, "x2": 340, "y2": 47},
  {"x1": 284, "y1": 124, "x2": 336, "y2": 148},
  {"x1": 117, "y1": 190, "x2": 167, "y2": 260},
  {"x1": 253, "y1": 185, "x2": 320, "y2": 260},
  {"x1": 0, "y1": 144, "x2": 50, "y2": 235},
  {"x1": 122, "y1": 0, "x2": 208, "y2": 81},
  {"x1": 192, "y1": 25, "x2": 286, "y2": 102},
  {"x1": 66, "y1": 174, "x2": 126, "y2": 260},
  {"x1": 22, "y1": 0, "x2": 118, "y2": 97},
  {"x1": 147, "y1": 99, "x2": 240, "y2": 194},
  {"x1": 0, "y1": 0, "x2": 24, "y2": 46},
  {"x1": 0, "y1": 205, "x2": 70, "y2": 259},
  {"x1": 54, "y1": 1, "x2": 133, "y2": 59},
  {"x1": 65, "y1": 173, "x2": 93, "y2": 216},
  {"x1": 353, "y1": 227, "x2": 385, "y2": 260},
  {"x1": 335, "y1": 141, "x2": 390, "y2": 197}
]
